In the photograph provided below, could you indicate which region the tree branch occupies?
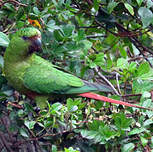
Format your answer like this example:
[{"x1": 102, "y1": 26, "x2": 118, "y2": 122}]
[
  {"x1": 94, "y1": 67, "x2": 120, "y2": 96},
  {"x1": 0, "y1": 0, "x2": 27, "y2": 7}
]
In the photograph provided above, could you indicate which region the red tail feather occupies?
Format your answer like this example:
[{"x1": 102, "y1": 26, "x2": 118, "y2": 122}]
[{"x1": 79, "y1": 92, "x2": 153, "y2": 111}]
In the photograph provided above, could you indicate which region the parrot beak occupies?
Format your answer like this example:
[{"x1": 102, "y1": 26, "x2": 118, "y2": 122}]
[
  {"x1": 32, "y1": 37, "x2": 42, "y2": 52},
  {"x1": 29, "y1": 37, "x2": 43, "y2": 53},
  {"x1": 23, "y1": 35, "x2": 43, "y2": 54},
  {"x1": 33, "y1": 37, "x2": 42, "y2": 51},
  {"x1": 35, "y1": 37, "x2": 41, "y2": 47}
]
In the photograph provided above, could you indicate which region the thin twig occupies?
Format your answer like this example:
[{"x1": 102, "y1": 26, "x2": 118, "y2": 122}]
[
  {"x1": 95, "y1": 20, "x2": 119, "y2": 37},
  {"x1": 78, "y1": 25, "x2": 99, "y2": 29},
  {"x1": 14, "y1": 128, "x2": 78, "y2": 146},
  {"x1": 24, "y1": 124, "x2": 43, "y2": 152},
  {"x1": 116, "y1": 73, "x2": 121, "y2": 95},
  {"x1": 3, "y1": 22, "x2": 16, "y2": 33},
  {"x1": 94, "y1": 67, "x2": 120, "y2": 96},
  {"x1": 129, "y1": 37, "x2": 153, "y2": 67},
  {"x1": 115, "y1": 23, "x2": 153, "y2": 67},
  {"x1": 95, "y1": 19, "x2": 153, "y2": 67},
  {"x1": 86, "y1": 35, "x2": 107, "y2": 39},
  {"x1": 99, "y1": 68, "x2": 118, "y2": 76},
  {"x1": 122, "y1": 93, "x2": 142, "y2": 97},
  {"x1": 7, "y1": 101, "x2": 23, "y2": 109}
]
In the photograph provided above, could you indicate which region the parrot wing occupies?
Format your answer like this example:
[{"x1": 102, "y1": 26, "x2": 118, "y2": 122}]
[
  {"x1": 23, "y1": 64, "x2": 84, "y2": 94},
  {"x1": 23, "y1": 64, "x2": 105, "y2": 95}
]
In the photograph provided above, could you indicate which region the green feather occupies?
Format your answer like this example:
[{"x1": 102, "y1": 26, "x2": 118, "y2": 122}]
[
  {"x1": 23, "y1": 59, "x2": 84, "y2": 94},
  {"x1": 15, "y1": 27, "x2": 41, "y2": 38}
]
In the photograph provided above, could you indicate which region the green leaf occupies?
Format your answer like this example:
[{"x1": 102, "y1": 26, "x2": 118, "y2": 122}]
[
  {"x1": 16, "y1": 21, "x2": 25, "y2": 28},
  {"x1": 4, "y1": 3, "x2": 15, "y2": 12},
  {"x1": 80, "y1": 129, "x2": 99, "y2": 140},
  {"x1": 107, "y1": 2, "x2": 118, "y2": 13},
  {"x1": 52, "y1": 145, "x2": 57, "y2": 152},
  {"x1": 67, "y1": 98, "x2": 81, "y2": 112},
  {"x1": 33, "y1": 7, "x2": 40, "y2": 15},
  {"x1": 141, "y1": 99, "x2": 152, "y2": 109},
  {"x1": 146, "y1": 111, "x2": 153, "y2": 118},
  {"x1": 138, "y1": 7, "x2": 153, "y2": 28},
  {"x1": 79, "y1": 121, "x2": 117, "y2": 144},
  {"x1": 136, "y1": 0, "x2": 143, "y2": 6},
  {"x1": 139, "y1": 69, "x2": 153, "y2": 80},
  {"x1": 147, "y1": 0, "x2": 153, "y2": 8},
  {"x1": 50, "y1": 103, "x2": 63, "y2": 114},
  {"x1": 129, "y1": 62, "x2": 137, "y2": 73},
  {"x1": 0, "y1": 55, "x2": 4, "y2": 69},
  {"x1": 82, "y1": 40, "x2": 93, "y2": 51},
  {"x1": 18, "y1": 109, "x2": 25, "y2": 117},
  {"x1": 20, "y1": 128, "x2": 29, "y2": 137},
  {"x1": 118, "y1": 45, "x2": 127, "y2": 58},
  {"x1": 0, "y1": 32, "x2": 10, "y2": 47},
  {"x1": 140, "y1": 136, "x2": 148, "y2": 147},
  {"x1": 52, "y1": 0, "x2": 58, "y2": 7},
  {"x1": 117, "y1": 58, "x2": 129, "y2": 69},
  {"x1": 151, "y1": 136, "x2": 153, "y2": 144},
  {"x1": 53, "y1": 30, "x2": 64, "y2": 41},
  {"x1": 132, "y1": 44, "x2": 139, "y2": 55},
  {"x1": 143, "y1": 119, "x2": 153, "y2": 126},
  {"x1": 47, "y1": 20, "x2": 55, "y2": 26},
  {"x1": 128, "y1": 128, "x2": 146, "y2": 135},
  {"x1": 137, "y1": 62, "x2": 150, "y2": 76},
  {"x1": 24, "y1": 120, "x2": 36, "y2": 129},
  {"x1": 122, "y1": 143, "x2": 135, "y2": 152},
  {"x1": 133, "y1": 80, "x2": 153, "y2": 93},
  {"x1": 47, "y1": 20, "x2": 59, "y2": 32},
  {"x1": 64, "y1": 147, "x2": 79, "y2": 152},
  {"x1": 93, "y1": 53, "x2": 105, "y2": 67},
  {"x1": 93, "y1": 0, "x2": 99, "y2": 11},
  {"x1": 124, "y1": 3, "x2": 134, "y2": 16},
  {"x1": 142, "y1": 91, "x2": 151, "y2": 98},
  {"x1": 75, "y1": 29, "x2": 85, "y2": 41},
  {"x1": 99, "y1": 125, "x2": 117, "y2": 140},
  {"x1": 89, "y1": 120, "x2": 105, "y2": 131},
  {"x1": 113, "y1": 113, "x2": 132, "y2": 130},
  {"x1": 88, "y1": 60, "x2": 97, "y2": 68},
  {"x1": 62, "y1": 25, "x2": 75, "y2": 37}
]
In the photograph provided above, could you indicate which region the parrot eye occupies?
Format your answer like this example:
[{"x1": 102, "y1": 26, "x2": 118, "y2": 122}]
[{"x1": 22, "y1": 36, "x2": 29, "y2": 40}]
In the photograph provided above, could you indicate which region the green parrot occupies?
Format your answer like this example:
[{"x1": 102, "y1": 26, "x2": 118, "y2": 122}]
[{"x1": 4, "y1": 27, "x2": 149, "y2": 110}]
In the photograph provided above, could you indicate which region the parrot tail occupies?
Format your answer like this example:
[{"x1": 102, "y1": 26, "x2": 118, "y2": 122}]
[
  {"x1": 84, "y1": 81, "x2": 114, "y2": 93},
  {"x1": 79, "y1": 92, "x2": 153, "y2": 111}
]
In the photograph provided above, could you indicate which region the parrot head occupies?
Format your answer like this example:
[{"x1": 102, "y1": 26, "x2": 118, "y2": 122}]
[{"x1": 15, "y1": 27, "x2": 42, "y2": 54}]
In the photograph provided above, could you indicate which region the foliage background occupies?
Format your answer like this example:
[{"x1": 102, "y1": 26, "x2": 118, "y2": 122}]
[{"x1": 0, "y1": 0, "x2": 153, "y2": 151}]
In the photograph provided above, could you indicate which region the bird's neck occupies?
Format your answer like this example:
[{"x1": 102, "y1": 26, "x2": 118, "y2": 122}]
[{"x1": 4, "y1": 37, "x2": 30, "y2": 63}]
